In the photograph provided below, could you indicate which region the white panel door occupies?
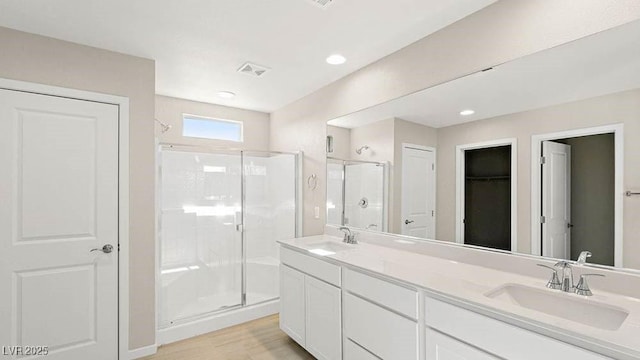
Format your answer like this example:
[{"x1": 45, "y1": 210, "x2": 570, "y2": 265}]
[
  {"x1": 0, "y1": 89, "x2": 119, "y2": 360},
  {"x1": 279, "y1": 265, "x2": 305, "y2": 347},
  {"x1": 305, "y1": 276, "x2": 341, "y2": 360},
  {"x1": 401, "y1": 146, "x2": 435, "y2": 238},
  {"x1": 542, "y1": 141, "x2": 571, "y2": 259}
]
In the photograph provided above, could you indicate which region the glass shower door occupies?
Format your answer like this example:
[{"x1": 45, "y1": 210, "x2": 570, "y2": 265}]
[
  {"x1": 159, "y1": 149, "x2": 243, "y2": 327},
  {"x1": 344, "y1": 162, "x2": 385, "y2": 231},
  {"x1": 243, "y1": 152, "x2": 298, "y2": 305}
]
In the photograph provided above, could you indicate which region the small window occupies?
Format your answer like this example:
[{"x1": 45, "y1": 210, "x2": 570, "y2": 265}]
[{"x1": 182, "y1": 114, "x2": 243, "y2": 142}]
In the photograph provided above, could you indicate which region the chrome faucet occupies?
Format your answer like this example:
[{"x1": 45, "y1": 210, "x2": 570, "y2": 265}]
[
  {"x1": 554, "y1": 261, "x2": 574, "y2": 292},
  {"x1": 338, "y1": 226, "x2": 358, "y2": 244},
  {"x1": 537, "y1": 250, "x2": 605, "y2": 296},
  {"x1": 536, "y1": 264, "x2": 562, "y2": 290}
]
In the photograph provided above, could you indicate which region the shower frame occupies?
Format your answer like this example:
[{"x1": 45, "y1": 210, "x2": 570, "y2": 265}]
[{"x1": 156, "y1": 143, "x2": 303, "y2": 328}]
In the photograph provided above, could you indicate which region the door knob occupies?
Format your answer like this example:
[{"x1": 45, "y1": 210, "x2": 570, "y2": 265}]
[
  {"x1": 404, "y1": 220, "x2": 414, "y2": 225},
  {"x1": 91, "y1": 244, "x2": 114, "y2": 253}
]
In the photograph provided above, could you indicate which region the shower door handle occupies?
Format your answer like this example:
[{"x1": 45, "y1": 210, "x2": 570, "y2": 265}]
[{"x1": 404, "y1": 220, "x2": 414, "y2": 225}]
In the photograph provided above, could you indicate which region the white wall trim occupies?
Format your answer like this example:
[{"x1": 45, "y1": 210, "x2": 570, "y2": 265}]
[
  {"x1": 455, "y1": 138, "x2": 518, "y2": 252},
  {"x1": 128, "y1": 344, "x2": 158, "y2": 360},
  {"x1": 0, "y1": 78, "x2": 132, "y2": 359},
  {"x1": 530, "y1": 124, "x2": 624, "y2": 267},
  {"x1": 401, "y1": 143, "x2": 437, "y2": 238},
  {"x1": 157, "y1": 300, "x2": 279, "y2": 345}
]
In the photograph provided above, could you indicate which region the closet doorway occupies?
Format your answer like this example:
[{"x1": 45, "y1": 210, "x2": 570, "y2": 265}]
[
  {"x1": 456, "y1": 139, "x2": 517, "y2": 251},
  {"x1": 531, "y1": 125, "x2": 622, "y2": 267}
]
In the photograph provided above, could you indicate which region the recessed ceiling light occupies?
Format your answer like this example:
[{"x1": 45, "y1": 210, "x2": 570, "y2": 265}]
[
  {"x1": 326, "y1": 54, "x2": 346, "y2": 65},
  {"x1": 460, "y1": 109, "x2": 475, "y2": 116},
  {"x1": 217, "y1": 91, "x2": 236, "y2": 99}
]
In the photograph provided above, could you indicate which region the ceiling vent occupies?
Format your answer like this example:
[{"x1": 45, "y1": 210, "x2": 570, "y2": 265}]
[
  {"x1": 237, "y1": 62, "x2": 270, "y2": 77},
  {"x1": 306, "y1": 0, "x2": 334, "y2": 9}
]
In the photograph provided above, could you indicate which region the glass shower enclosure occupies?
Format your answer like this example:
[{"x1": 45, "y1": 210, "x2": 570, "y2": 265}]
[
  {"x1": 158, "y1": 145, "x2": 300, "y2": 328},
  {"x1": 327, "y1": 157, "x2": 388, "y2": 231}
]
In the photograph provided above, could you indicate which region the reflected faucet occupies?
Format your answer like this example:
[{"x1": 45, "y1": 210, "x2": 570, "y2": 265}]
[
  {"x1": 576, "y1": 251, "x2": 592, "y2": 265},
  {"x1": 338, "y1": 226, "x2": 358, "y2": 244}
]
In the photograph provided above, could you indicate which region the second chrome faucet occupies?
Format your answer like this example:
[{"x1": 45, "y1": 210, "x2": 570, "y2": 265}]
[
  {"x1": 338, "y1": 226, "x2": 358, "y2": 244},
  {"x1": 537, "y1": 251, "x2": 604, "y2": 296}
]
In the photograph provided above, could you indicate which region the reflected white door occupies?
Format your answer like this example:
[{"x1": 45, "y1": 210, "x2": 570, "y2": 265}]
[
  {"x1": 401, "y1": 145, "x2": 435, "y2": 238},
  {"x1": 542, "y1": 141, "x2": 571, "y2": 259},
  {"x1": 0, "y1": 90, "x2": 119, "y2": 360}
]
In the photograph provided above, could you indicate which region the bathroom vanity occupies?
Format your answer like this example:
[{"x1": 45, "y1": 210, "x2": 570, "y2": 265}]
[{"x1": 278, "y1": 231, "x2": 640, "y2": 360}]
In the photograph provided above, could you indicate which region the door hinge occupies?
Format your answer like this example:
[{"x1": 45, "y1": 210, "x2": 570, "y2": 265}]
[
  {"x1": 236, "y1": 224, "x2": 244, "y2": 232},
  {"x1": 431, "y1": 163, "x2": 435, "y2": 171},
  {"x1": 117, "y1": 243, "x2": 120, "y2": 251},
  {"x1": 540, "y1": 156, "x2": 546, "y2": 165},
  {"x1": 242, "y1": 293, "x2": 246, "y2": 304},
  {"x1": 540, "y1": 216, "x2": 546, "y2": 224},
  {"x1": 431, "y1": 210, "x2": 435, "y2": 217}
]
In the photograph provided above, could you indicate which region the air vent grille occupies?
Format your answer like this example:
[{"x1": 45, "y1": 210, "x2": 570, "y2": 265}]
[
  {"x1": 307, "y1": 0, "x2": 334, "y2": 9},
  {"x1": 237, "y1": 62, "x2": 270, "y2": 77}
]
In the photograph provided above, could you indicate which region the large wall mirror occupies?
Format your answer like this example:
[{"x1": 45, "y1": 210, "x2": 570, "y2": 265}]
[{"x1": 326, "y1": 19, "x2": 640, "y2": 270}]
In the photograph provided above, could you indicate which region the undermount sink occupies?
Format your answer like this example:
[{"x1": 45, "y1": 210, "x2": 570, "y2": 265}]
[
  {"x1": 485, "y1": 283, "x2": 629, "y2": 331},
  {"x1": 303, "y1": 241, "x2": 354, "y2": 256}
]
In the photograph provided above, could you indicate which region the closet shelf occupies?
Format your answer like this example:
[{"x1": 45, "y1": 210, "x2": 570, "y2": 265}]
[{"x1": 465, "y1": 175, "x2": 511, "y2": 181}]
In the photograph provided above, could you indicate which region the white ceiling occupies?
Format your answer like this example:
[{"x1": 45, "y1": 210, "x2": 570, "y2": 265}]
[
  {"x1": 0, "y1": 0, "x2": 495, "y2": 112},
  {"x1": 328, "y1": 20, "x2": 640, "y2": 129}
]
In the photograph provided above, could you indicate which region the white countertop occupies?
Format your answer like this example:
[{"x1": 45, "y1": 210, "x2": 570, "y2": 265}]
[{"x1": 278, "y1": 235, "x2": 640, "y2": 360}]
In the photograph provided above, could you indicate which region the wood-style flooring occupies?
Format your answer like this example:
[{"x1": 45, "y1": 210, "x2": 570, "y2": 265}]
[{"x1": 142, "y1": 315, "x2": 314, "y2": 360}]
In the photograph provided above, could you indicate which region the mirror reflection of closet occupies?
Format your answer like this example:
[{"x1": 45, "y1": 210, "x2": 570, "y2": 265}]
[{"x1": 463, "y1": 145, "x2": 512, "y2": 251}]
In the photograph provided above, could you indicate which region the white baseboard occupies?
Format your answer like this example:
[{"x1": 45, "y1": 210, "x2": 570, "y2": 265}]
[
  {"x1": 158, "y1": 300, "x2": 279, "y2": 345},
  {"x1": 128, "y1": 344, "x2": 157, "y2": 359}
]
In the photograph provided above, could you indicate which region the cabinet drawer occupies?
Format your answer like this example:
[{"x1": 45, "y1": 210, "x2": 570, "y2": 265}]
[
  {"x1": 344, "y1": 339, "x2": 380, "y2": 360},
  {"x1": 343, "y1": 268, "x2": 418, "y2": 319},
  {"x1": 426, "y1": 327, "x2": 499, "y2": 360},
  {"x1": 425, "y1": 297, "x2": 610, "y2": 360},
  {"x1": 344, "y1": 293, "x2": 418, "y2": 360},
  {"x1": 280, "y1": 246, "x2": 341, "y2": 286}
]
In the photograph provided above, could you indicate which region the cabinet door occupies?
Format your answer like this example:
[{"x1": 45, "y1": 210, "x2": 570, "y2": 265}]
[
  {"x1": 305, "y1": 276, "x2": 342, "y2": 360},
  {"x1": 280, "y1": 265, "x2": 305, "y2": 346},
  {"x1": 426, "y1": 327, "x2": 499, "y2": 360}
]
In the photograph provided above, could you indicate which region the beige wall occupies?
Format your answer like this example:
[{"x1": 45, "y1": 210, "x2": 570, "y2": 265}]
[
  {"x1": 350, "y1": 119, "x2": 395, "y2": 163},
  {"x1": 327, "y1": 125, "x2": 351, "y2": 160},
  {"x1": 0, "y1": 27, "x2": 156, "y2": 349},
  {"x1": 156, "y1": 95, "x2": 270, "y2": 151},
  {"x1": 271, "y1": 0, "x2": 640, "y2": 237},
  {"x1": 436, "y1": 89, "x2": 640, "y2": 268}
]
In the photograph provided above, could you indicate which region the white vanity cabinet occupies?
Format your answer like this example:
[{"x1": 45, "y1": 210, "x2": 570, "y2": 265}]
[
  {"x1": 342, "y1": 268, "x2": 419, "y2": 360},
  {"x1": 279, "y1": 241, "x2": 618, "y2": 360},
  {"x1": 424, "y1": 297, "x2": 611, "y2": 360},
  {"x1": 279, "y1": 247, "x2": 342, "y2": 360}
]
